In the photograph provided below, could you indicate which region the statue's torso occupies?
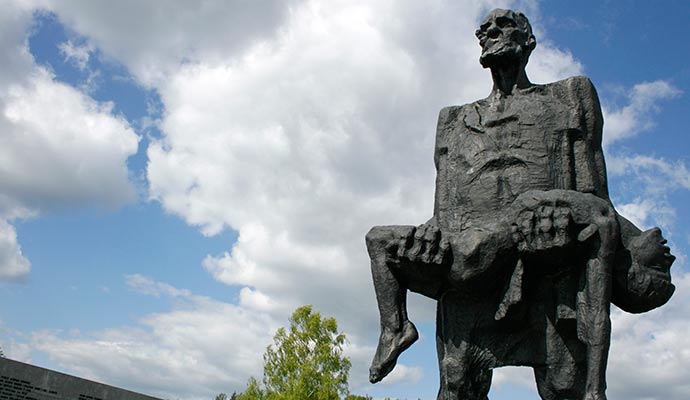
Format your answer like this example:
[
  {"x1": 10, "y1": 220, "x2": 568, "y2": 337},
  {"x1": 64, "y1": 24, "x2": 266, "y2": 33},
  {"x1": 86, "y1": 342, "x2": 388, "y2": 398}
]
[{"x1": 435, "y1": 82, "x2": 589, "y2": 232}]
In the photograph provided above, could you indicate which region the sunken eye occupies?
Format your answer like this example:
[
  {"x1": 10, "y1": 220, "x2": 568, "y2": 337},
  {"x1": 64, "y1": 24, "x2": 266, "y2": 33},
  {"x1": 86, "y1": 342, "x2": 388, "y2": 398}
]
[{"x1": 496, "y1": 17, "x2": 516, "y2": 28}]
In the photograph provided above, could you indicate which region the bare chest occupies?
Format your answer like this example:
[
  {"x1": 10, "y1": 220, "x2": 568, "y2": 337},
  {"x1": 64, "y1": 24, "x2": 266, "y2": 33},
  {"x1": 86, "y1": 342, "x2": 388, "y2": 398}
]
[{"x1": 436, "y1": 92, "x2": 575, "y2": 227}]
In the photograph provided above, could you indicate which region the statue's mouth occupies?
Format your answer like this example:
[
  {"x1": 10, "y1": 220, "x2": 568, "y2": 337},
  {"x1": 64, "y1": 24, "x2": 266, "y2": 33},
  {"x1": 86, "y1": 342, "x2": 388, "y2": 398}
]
[{"x1": 480, "y1": 41, "x2": 522, "y2": 67}]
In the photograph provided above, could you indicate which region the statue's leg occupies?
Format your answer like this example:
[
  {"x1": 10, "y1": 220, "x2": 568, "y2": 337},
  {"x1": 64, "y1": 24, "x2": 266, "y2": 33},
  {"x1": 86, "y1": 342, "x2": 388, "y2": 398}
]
[
  {"x1": 579, "y1": 258, "x2": 612, "y2": 400},
  {"x1": 534, "y1": 362, "x2": 585, "y2": 400},
  {"x1": 533, "y1": 313, "x2": 587, "y2": 400},
  {"x1": 438, "y1": 358, "x2": 491, "y2": 400},
  {"x1": 366, "y1": 225, "x2": 447, "y2": 383},
  {"x1": 577, "y1": 210, "x2": 618, "y2": 400},
  {"x1": 436, "y1": 300, "x2": 492, "y2": 400}
]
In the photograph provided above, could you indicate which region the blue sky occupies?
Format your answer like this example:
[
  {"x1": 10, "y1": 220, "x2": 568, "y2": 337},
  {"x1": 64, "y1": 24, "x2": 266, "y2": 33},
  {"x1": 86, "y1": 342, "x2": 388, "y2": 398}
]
[{"x1": 1, "y1": 1, "x2": 689, "y2": 399}]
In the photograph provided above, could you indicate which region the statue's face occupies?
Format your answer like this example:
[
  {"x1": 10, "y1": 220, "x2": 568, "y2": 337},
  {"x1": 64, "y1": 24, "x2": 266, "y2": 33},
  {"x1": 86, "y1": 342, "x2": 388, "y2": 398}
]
[{"x1": 476, "y1": 9, "x2": 533, "y2": 68}]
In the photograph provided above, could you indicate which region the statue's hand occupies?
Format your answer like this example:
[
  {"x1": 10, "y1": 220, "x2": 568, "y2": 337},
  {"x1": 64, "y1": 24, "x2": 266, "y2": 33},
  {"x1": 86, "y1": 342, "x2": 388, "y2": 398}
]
[
  {"x1": 510, "y1": 189, "x2": 619, "y2": 255},
  {"x1": 630, "y1": 227, "x2": 675, "y2": 272},
  {"x1": 397, "y1": 223, "x2": 450, "y2": 264},
  {"x1": 511, "y1": 205, "x2": 574, "y2": 253}
]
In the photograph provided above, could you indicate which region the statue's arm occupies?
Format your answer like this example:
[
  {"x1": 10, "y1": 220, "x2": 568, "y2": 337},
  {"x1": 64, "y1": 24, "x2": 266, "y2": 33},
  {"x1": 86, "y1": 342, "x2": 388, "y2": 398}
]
[
  {"x1": 573, "y1": 76, "x2": 609, "y2": 198},
  {"x1": 575, "y1": 77, "x2": 661, "y2": 241},
  {"x1": 402, "y1": 106, "x2": 459, "y2": 262},
  {"x1": 571, "y1": 77, "x2": 676, "y2": 312},
  {"x1": 431, "y1": 106, "x2": 457, "y2": 225}
]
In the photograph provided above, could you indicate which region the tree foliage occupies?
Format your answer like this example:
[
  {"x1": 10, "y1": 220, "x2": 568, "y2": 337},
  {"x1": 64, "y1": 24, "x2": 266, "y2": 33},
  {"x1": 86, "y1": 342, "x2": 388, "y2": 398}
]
[{"x1": 239, "y1": 305, "x2": 351, "y2": 400}]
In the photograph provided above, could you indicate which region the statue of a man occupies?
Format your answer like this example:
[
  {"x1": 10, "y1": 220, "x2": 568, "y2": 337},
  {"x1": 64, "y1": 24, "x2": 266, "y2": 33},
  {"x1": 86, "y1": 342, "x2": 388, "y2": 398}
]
[{"x1": 367, "y1": 9, "x2": 675, "y2": 400}]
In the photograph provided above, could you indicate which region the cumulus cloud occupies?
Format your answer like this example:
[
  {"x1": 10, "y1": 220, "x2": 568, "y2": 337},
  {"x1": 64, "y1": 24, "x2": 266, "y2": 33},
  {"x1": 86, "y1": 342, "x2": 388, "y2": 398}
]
[
  {"x1": 44, "y1": 0, "x2": 301, "y2": 86},
  {"x1": 606, "y1": 272, "x2": 690, "y2": 399},
  {"x1": 18, "y1": 0, "x2": 597, "y2": 394},
  {"x1": 147, "y1": 0, "x2": 586, "y2": 334},
  {"x1": 0, "y1": 1, "x2": 140, "y2": 281},
  {"x1": 17, "y1": 1, "x2": 686, "y2": 399},
  {"x1": 603, "y1": 80, "x2": 681, "y2": 146},
  {"x1": 32, "y1": 276, "x2": 278, "y2": 400},
  {"x1": 616, "y1": 198, "x2": 676, "y2": 230},
  {"x1": 607, "y1": 151, "x2": 689, "y2": 231},
  {"x1": 1, "y1": 69, "x2": 139, "y2": 211},
  {"x1": 146, "y1": 0, "x2": 487, "y2": 346},
  {"x1": 597, "y1": 78, "x2": 687, "y2": 235},
  {"x1": 607, "y1": 154, "x2": 690, "y2": 192}
]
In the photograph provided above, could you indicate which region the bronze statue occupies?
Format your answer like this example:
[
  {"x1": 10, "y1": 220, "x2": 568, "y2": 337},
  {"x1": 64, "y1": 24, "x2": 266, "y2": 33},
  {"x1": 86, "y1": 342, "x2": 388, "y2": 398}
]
[{"x1": 366, "y1": 9, "x2": 675, "y2": 400}]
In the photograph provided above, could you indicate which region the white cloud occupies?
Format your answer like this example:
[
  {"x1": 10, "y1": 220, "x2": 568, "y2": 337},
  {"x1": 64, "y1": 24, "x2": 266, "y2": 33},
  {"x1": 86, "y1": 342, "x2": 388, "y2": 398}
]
[
  {"x1": 1, "y1": 69, "x2": 139, "y2": 212},
  {"x1": 32, "y1": 276, "x2": 278, "y2": 400},
  {"x1": 526, "y1": 39, "x2": 583, "y2": 84},
  {"x1": 607, "y1": 154, "x2": 690, "y2": 230},
  {"x1": 57, "y1": 39, "x2": 101, "y2": 93},
  {"x1": 606, "y1": 272, "x2": 690, "y2": 399},
  {"x1": 58, "y1": 40, "x2": 93, "y2": 71},
  {"x1": 0, "y1": 1, "x2": 35, "y2": 89},
  {"x1": 589, "y1": 76, "x2": 690, "y2": 400},
  {"x1": 44, "y1": 0, "x2": 301, "y2": 86},
  {"x1": 599, "y1": 79, "x2": 687, "y2": 233},
  {"x1": 603, "y1": 80, "x2": 681, "y2": 146},
  {"x1": 24, "y1": 0, "x2": 598, "y2": 394},
  {"x1": 126, "y1": 274, "x2": 192, "y2": 298},
  {"x1": 146, "y1": 0, "x2": 587, "y2": 338},
  {"x1": 0, "y1": 1, "x2": 140, "y2": 281},
  {"x1": 491, "y1": 366, "x2": 536, "y2": 393},
  {"x1": 0, "y1": 220, "x2": 30, "y2": 281},
  {"x1": 0, "y1": 1, "x2": 683, "y2": 399},
  {"x1": 2, "y1": 338, "x2": 32, "y2": 362},
  {"x1": 616, "y1": 197, "x2": 677, "y2": 231},
  {"x1": 378, "y1": 363, "x2": 423, "y2": 386},
  {"x1": 607, "y1": 155, "x2": 690, "y2": 191}
]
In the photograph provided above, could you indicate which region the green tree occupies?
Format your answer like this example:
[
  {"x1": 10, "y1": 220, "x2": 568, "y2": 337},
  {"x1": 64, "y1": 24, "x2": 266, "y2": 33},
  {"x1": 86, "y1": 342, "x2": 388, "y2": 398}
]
[
  {"x1": 239, "y1": 305, "x2": 351, "y2": 400},
  {"x1": 215, "y1": 394, "x2": 228, "y2": 400}
]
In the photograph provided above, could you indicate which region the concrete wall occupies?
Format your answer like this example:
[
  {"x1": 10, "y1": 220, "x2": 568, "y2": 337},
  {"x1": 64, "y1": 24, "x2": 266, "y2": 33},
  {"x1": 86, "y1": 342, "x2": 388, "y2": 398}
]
[{"x1": 0, "y1": 358, "x2": 162, "y2": 400}]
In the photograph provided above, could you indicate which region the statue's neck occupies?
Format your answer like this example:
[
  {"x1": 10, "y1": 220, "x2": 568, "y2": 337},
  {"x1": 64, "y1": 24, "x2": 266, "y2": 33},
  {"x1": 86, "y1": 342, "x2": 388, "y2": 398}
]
[{"x1": 490, "y1": 63, "x2": 532, "y2": 97}]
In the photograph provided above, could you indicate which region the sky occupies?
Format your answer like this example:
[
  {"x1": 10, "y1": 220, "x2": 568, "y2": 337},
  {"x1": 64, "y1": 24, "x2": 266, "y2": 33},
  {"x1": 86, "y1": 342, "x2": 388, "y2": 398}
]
[{"x1": 1, "y1": 0, "x2": 690, "y2": 399}]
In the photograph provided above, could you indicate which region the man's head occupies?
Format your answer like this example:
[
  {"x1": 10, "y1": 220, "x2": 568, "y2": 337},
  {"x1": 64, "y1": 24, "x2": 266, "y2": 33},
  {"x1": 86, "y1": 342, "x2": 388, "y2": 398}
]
[{"x1": 476, "y1": 9, "x2": 536, "y2": 69}]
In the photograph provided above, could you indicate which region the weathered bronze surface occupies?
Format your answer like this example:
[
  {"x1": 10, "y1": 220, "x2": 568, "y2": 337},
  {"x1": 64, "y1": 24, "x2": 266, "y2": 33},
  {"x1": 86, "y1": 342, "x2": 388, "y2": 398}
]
[{"x1": 367, "y1": 9, "x2": 675, "y2": 400}]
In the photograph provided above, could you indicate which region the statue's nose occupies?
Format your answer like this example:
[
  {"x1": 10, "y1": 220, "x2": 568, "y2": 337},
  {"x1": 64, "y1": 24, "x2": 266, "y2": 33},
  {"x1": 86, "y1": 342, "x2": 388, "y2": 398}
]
[{"x1": 487, "y1": 25, "x2": 501, "y2": 39}]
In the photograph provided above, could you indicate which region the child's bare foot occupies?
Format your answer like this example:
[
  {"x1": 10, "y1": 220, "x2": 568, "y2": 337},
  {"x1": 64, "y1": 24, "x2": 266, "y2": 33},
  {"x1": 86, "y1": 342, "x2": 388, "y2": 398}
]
[{"x1": 369, "y1": 320, "x2": 419, "y2": 383}]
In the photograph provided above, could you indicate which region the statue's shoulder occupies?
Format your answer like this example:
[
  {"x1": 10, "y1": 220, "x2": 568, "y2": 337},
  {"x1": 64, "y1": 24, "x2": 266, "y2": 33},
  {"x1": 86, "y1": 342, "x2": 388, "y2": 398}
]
[
  {"x1": 435, "y1": 102, "x2": 479, "y2": 140},
  {"x1": 438, "y1": 104, "x2": 467, "y2": 121},
  {"x1": 437, "y1": 101, "x2": 483, "y2": 125},
  {"x1": 545, "y1": 75, "x2": 599, "y2": 103}
]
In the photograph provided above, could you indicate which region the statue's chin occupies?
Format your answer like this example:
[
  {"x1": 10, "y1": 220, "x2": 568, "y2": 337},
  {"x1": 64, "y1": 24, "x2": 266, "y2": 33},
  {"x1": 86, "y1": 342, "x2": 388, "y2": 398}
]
[{"x1": 479, "y1": 48, "x2": 522, "y2": 68}]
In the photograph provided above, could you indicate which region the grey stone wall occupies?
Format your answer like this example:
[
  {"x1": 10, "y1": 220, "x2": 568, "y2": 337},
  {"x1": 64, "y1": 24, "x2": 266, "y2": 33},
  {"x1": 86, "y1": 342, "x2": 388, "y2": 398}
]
[{"x1": 0, "y1": 358, "x2": 162, "y2": 400}]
